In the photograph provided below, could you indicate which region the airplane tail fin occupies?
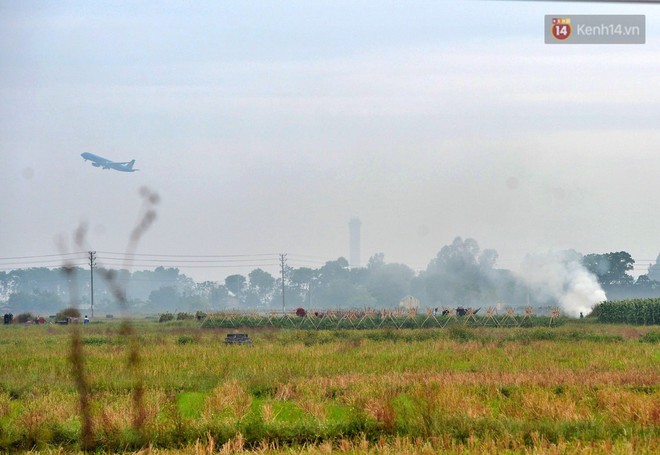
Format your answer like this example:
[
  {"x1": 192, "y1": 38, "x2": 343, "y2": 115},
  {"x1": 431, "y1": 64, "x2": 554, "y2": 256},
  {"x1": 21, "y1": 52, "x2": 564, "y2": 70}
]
[{"x1": 128, "y1": 160, "x2": 135, "y2": 170}]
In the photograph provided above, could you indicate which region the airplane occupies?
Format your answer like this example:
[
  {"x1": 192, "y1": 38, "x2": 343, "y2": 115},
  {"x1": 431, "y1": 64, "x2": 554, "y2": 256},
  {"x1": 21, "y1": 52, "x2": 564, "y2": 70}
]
[{"x1": 80, "y1": 152, "x2": 138, "y2": 172}]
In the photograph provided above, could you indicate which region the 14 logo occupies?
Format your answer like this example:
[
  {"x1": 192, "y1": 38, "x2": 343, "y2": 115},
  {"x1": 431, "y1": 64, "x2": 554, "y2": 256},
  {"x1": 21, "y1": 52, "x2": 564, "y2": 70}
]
[{"x1": 552, "y1": 18, "x2": 572, "y2": 41}]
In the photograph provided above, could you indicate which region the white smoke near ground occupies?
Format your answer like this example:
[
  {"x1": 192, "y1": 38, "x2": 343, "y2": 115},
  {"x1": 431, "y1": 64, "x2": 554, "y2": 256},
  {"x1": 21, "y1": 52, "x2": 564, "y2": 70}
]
[{"x1": 516, "y1": 250, "x2": 607, "y2": 318}]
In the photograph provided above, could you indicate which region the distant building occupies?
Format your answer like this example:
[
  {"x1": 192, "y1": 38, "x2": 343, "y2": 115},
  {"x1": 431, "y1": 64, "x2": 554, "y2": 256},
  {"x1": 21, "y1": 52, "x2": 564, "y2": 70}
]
[{"x1": 348, "y1": 217, "x2": 361, "y2": 268}]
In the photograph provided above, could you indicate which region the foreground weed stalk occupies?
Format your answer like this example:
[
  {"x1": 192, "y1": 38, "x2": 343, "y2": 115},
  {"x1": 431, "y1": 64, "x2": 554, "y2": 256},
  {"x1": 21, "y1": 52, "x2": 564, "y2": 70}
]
[
  {"x1": 60, "y1": 224, "x2": 95, "y2": 449},
  {"x1": 61, "y1": 187, "x2": 159, "y2": 448},
  {"x1": 68, "y1": 318, "x2": 94, "y2": 449},
  {"x1": 127, "y1": 322, "x2": 146, "y2": 431},
  {"x1": 102, "y1": 187, "x2": 159, "y2": 439}
]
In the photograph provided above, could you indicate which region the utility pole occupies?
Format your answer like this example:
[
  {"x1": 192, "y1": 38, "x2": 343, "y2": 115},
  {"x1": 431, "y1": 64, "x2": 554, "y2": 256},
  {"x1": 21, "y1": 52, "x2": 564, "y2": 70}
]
[
  {"x1": 280, "y1": 253, "x2": 287, "y2": 314},
  {"x1": 308, "y1": 281, "x2": 312, "y2": 308},
  {"x1": 88, "y1": 251, "x2": 96, "y2": 319}
]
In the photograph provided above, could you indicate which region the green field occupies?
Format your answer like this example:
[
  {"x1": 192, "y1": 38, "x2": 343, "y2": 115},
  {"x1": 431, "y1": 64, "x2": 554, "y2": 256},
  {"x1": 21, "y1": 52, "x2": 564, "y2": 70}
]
[{"x1": 0, "y1": 320, "x2": 658, "y2": 453}]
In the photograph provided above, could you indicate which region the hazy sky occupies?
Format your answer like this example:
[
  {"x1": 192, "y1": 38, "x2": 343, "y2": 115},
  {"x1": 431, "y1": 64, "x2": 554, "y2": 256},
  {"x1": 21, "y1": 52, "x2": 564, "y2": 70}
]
[{"x1": 2, "y1": 1, "x2": 659, "y2": 282}]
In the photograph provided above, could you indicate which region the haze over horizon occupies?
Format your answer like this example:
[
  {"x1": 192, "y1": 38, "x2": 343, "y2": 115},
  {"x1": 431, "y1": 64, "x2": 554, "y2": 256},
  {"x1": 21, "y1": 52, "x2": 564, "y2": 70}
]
[{"x1": 2, "y1": 1, "x2": 659, "y2": 283}]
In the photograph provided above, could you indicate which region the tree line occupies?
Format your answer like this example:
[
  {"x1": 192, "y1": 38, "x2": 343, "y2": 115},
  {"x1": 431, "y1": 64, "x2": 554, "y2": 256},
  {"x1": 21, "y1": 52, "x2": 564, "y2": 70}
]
[{"x1": 2, "y1": 239, "x2": 659, "y2": 314}]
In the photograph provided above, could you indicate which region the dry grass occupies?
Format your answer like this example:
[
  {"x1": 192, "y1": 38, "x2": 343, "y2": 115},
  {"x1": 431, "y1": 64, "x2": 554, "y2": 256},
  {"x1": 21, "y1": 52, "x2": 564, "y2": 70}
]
[
  {"x1": 19, "y1": 435, "x2": 657, "y2": 454},
  {"x1": 204, "y1": 380, "x2": 253, "y2": 422},
  {"x1": 0, "y1": 322, "x2": 658, "y2": 452}
]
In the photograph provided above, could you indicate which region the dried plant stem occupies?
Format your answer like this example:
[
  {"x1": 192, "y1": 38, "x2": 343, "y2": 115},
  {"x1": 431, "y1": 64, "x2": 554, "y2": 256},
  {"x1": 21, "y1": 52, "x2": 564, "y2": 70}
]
[{"x1": 69, "y1": 320, "x2": 94, "y2": 449}]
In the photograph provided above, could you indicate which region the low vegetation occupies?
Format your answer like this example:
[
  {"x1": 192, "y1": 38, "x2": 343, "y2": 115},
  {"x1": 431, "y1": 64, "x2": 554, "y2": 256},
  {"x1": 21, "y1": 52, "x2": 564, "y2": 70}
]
[
  {"x1": 591, "y1": 298, "x2": 660, "y2": 325},
  {"x1": 55, "y1": 307, "x2": 82, "y2": 321},
  {"x1": 15, "y1": 312, "x2": 34, "y2": 324},
  {"x1": 0, "y1": 321, "x2": 657, "y2": 453}
]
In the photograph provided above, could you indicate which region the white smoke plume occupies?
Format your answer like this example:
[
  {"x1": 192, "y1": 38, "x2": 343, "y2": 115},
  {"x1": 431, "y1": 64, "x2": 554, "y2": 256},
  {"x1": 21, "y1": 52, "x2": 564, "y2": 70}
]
[{"x1": 516, "y1": 250, "x2": 607, "y2": 318}]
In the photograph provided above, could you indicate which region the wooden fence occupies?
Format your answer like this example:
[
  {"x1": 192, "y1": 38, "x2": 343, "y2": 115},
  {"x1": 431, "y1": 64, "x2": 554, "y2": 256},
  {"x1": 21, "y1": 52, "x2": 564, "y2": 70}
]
[{"x1": 201, "y1": 306, "x2": 562, "y2": 330}]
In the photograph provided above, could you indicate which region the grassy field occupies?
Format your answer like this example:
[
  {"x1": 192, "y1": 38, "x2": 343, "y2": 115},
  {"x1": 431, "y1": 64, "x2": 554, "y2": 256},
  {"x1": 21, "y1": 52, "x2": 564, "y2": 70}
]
[{"x1": 0, "y1": 320, "x2": 658, "y2": 453}]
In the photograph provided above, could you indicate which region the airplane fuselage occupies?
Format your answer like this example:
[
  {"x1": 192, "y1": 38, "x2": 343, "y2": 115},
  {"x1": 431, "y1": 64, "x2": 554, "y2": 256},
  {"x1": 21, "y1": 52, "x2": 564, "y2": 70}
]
[{"x1": 81, "y1": 152, "x2": 138, "y2": 172}]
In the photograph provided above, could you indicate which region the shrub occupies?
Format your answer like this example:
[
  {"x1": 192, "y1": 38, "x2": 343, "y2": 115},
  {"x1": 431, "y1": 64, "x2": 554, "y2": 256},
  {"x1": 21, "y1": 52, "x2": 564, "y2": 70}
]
[
  {"x1": 195, "y1": 311, "x2": 207, "y2": 321},
  {"x1": 159, "y1": 313, "x2": 174, "y2": 323},
  {"x1": 639, "y1": 330, "x2": 660, "y2": 343},
  {"x1": 176, "y1": 312, "x2": 194, "y2": 321},
  {"x1": 55, "y1": 308, "x2": 81, "y2": 321},
  {"x1": 16, "y1": 312, "x2": 34, "y2": 323},
  {"x1": 176, "y1": 335, "x2": 196, "y2": 345},
  {"x1": 83, "y1": 336, "x2": 111, "y2": 346}
]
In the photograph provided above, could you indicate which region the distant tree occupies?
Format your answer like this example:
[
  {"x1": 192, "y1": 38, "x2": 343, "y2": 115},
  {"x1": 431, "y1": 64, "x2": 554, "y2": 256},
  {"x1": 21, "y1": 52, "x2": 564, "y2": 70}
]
[
  {"x1": 311, "y1": 258, "x2": 361, "y2": 308},
  {"x1": 367, "y1": 253, "x2": 385, "y2": 271},
  {"x1": 225, "y1": 274, "x2": 246, "y2": 297},
  {"x1": 127, "y1": 269, "x2": 162, "y2": 300},
  {"x1": 410, "y1": 273, "x2": 430, "y2": 305},
  {"x1": 287, "y1": 267, "x2": 317, "y2": 307},
  {"x1": 478, "y1": 248, "x2": 499, "y2": 270},
  {"x1": 349, "y1": 267, "x2": 369, "y2": 287},
  {"x1": 317, "y1": 258, "x2": 350, "y2": 283},
  {"x1": 367, "y1": 262, "x2": 415, "y2": 307},
  {"x1": 195, "y1": 281, "x2": 228, "y2": 309},
  {"x1": 290, "y1": 267, "x2": 316, "y2": 287},
  {"x1": 583, "y1": 252, "x2": 635, "y2": 286},
  {"x1": 148, "y1": 286, "x2": 180, "y2": 310},
  {"x1": 347, "y1": 285, "x2": 376, "y2": 308},
  {"x1": 648, "y1": 254, "x2": 660, "y2": 282},
  {"x1": 248, "y1": 269, "x2": 275, "y2": 296},
  {"x1": 0, "y1": 271, "x2": 11, "y2": 300},
  {"x1": 635, "y1": 274, "x2": 660, "y2": 289},
  {"x1": 425, "y1": 237, "x2": 498, "y2": 306},
  {"x1": 180, "y1": 294, "x2": 207, "y2": 311},
  {"x1": 7, "y1": 290, "x2": 63, "y2": 313},
  {"x1": 122, "y1": 267, "x2": 193, "y2": 301},
  {"x1": 177, "y1": 274, "x2": 197, "y2": 298},
  {"x1": 313, "y1": 280, "x2": 355, "y2": 308},
  {"x1": 2, "y1": 267, "x2": 88, "y2": 304}
]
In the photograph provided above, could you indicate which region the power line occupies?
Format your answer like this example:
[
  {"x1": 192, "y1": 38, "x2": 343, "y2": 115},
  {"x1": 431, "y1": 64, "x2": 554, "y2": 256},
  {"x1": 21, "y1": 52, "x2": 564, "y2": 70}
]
[
  {"x1": 95, "y1": 257, "x2": 280, "y2": 264},
  {"x1": 96, "y1": 251, "x2": 279, "y2": 258},
  {"x1": 280, "y1": 253, "x2": 287, "y2": 313},
  {"x1": 0, "y1": 252, "x2": 87, "y2": 260},
  {"x1": 97, "y1": 263, "x2": 278, "y2": 269},
  {"x1": 89, "y1": 251, "x2": 96, "y2": 319},
  {"x1": 1, "y1": 250, "x2": 657, "y2": 276},
  {"x1": 286, "y1": 259, "x2": 328, "y2": 266},
  {"x1": 0, "y1": 263, "x2": 280, "y2": 272},
  {"x1": 288, "y1": 253, "x2": 332, "y2": 260},
  {"x1": 0, "y1": 258, "x2": 89, "y2": 266},
  {"x1": 0, "y1": 264, "x2": 89, "y2": 271}
]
